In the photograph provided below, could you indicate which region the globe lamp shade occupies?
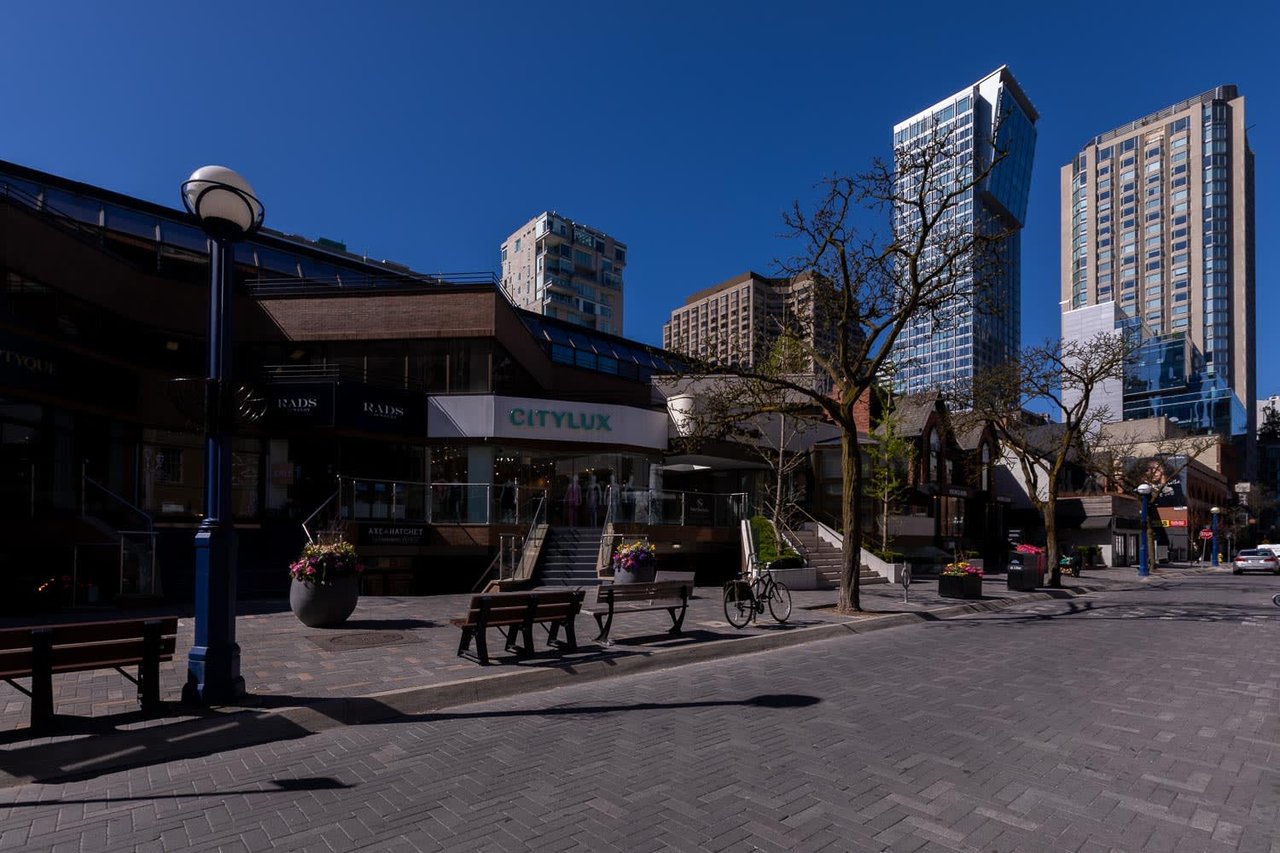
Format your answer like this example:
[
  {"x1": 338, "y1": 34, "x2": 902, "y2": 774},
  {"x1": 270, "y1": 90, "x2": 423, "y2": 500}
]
[{"x1": 182, "y1": 166, "x2": 264, "y2": 239}]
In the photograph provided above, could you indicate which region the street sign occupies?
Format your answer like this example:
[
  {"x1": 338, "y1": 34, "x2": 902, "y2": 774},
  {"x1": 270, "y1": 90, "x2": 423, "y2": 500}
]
[{"x1": 1198, "y1": 529, "x2": 1215, "y2": 540}]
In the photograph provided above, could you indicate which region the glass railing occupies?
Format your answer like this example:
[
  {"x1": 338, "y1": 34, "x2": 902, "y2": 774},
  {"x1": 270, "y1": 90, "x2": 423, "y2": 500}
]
[
  {"x1": 607, "y1": 490, "x2": 748, "y2": 527},
  {"x1": 338, "y1": 478, "x2": 546, "y2": 525},
  {"x1": 334, "y1": 477, "x2": 746, "y2": 528}
]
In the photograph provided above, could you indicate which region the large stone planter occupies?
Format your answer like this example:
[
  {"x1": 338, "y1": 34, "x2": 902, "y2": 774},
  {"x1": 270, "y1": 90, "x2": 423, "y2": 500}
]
[
  {"x1": 938, "y1": 573, "x2": 982, "y2": 599},
  {"x1": 768, "y1": 566, "x2": 817, "y2": 590},
  {"x1": 1006, "y1": 567, "x2": 1039, "y2": 591},
  {"x1": 614, "y1": 564, "x2": 656, "y2": 585},
  {"x1": 290, "y1": 575, "x2": 359, "y2": 628}
]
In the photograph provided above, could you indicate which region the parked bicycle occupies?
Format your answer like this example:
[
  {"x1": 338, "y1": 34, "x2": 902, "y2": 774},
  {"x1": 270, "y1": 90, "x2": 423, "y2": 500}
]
[{"x1": 723, "y1": 562, "x2": 792, "y2": 629}]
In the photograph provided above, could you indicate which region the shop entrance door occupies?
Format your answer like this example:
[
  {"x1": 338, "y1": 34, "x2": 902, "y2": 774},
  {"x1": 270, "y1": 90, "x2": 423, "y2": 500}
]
[{"x1": 0, "y1": 423, "x2": 39, "y2": 519}]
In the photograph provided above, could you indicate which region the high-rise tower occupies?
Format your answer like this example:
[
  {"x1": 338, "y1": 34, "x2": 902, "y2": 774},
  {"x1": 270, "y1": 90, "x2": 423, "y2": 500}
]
[
  {"x1": 500, "y1": 212, "x2": 626, "y2": 334},
  {"x1": 1061, "y1": 86, "x2": 1254, "y2": 441},
  {"x1": 889, "y1": 67, "x2": 1038, "y2": 396}
]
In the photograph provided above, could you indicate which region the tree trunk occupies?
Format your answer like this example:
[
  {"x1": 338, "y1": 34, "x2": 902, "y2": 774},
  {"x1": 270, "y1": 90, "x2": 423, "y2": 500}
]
[
  {"x1": 840, "y1": 431, "x2": 863, "y2": 612},
  {"x1": 881, "y1": 499, "x2": 888, "y2": 553},
  {"x1": 1044, "y1": 487, "x2": 1061, "y2": 588}
]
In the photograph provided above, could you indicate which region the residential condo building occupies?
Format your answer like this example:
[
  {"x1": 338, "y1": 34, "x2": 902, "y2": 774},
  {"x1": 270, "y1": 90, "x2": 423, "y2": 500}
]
[
  {"x1": 662, "y1": 271, "x2": 825, "y2": 371},
  {"x1": 1061, "y1": 85, "x2": 1255, "y2": 443},
  {"x1": 889, "y1": 67, "x2": 1038, "y2": 396},
  {"x1": 500, "y1": 212, "x2": 626, "y2": 335}
]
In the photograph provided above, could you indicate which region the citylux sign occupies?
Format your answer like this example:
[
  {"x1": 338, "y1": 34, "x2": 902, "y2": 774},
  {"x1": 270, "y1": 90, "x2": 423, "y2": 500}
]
[
  {"x1": 508, "y1": 408, "x2": 611, "y2": 432},
  {"x1": 427, "y1": 395, "x2": 667, "y2": 449}
]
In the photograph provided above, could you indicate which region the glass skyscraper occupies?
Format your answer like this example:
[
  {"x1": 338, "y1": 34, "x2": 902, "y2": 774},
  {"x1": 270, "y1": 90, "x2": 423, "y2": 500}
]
[
  {"x1": 1061, "y1": 86, "x2": 1255, "y2": 444},
  {"x1": 889, "y1": 67, "x2": 1038, "y2": 396}
]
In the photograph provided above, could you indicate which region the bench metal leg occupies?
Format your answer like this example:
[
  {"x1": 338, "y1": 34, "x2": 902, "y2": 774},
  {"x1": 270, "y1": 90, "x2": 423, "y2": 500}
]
[
  {"x1": 457, "y1": 626, "x2": 474, "y2": 658},
  {"x1": 139, "y1": 620, "x2": 162, "y2": 715},
  {"x1": 474, "y1": 628, "x2": 491, "y2": 665},
  {"x1": 592, "y1": 611, "x2": 614, "y2": 644},
  {"x1": 668, "y1": 604, "x2": 688, "y2": 636},
  {"x1": 560, "y1": 616, "x2": 578, "y2": 652},
  {"x1": 30, "y1": 629, "x2": 54, "y2": 733}
]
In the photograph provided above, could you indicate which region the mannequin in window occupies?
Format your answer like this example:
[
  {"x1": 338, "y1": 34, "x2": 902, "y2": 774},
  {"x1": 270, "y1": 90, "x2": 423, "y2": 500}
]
[
  {"x1": 586, "y1": 474, "x2": 601, "y2": 526},
  {"x1": 500, "y1": 478, "x2": 517, "y2": 523},
  {"x1": 564, "y1": 476, "x2": 582, "y2": 526},
  {"x1": 606, "y1": 475, "x2": 619, "y2": 521}
]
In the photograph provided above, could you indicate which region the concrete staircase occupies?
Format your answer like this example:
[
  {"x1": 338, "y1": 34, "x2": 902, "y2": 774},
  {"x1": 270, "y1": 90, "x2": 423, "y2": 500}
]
[
  {"x1": 533, "y1": 526, "x2": 604, "y2": 586},
  {"x1": 789, "y1": 525, "x2": 887, "y2": 589}
]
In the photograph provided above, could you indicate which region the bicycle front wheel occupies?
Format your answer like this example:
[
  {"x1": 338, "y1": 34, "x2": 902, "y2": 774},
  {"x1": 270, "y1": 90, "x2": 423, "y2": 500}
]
[
  {"x1": 724, "y1": 580, "x2": 754, "y2": 629},
  {"x1": 767, "y1": 581, "x2": 792, "y2": 623},
  {"x1": 1273, "y1": 592, "x2": 1280, "y2": 608}
]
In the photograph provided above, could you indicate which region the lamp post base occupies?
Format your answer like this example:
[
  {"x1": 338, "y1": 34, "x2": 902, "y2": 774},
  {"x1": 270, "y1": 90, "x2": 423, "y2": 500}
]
[{"x1": 183, "y1": 521, "x2": 245, "y2": 705}]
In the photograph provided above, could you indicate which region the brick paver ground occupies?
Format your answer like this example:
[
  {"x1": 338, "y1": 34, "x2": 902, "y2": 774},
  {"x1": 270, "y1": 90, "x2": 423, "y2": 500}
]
[
  {"x1": 0, "y1": 567, "x2": 1273, "y2": 851},
  {"x1": 1, "y1": 568, "x2": 1121, "y2": 738}
]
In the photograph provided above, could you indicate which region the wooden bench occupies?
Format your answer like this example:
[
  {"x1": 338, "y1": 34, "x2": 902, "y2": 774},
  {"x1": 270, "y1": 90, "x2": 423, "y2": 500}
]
[
  {"x1": 450, "y1": 589, "x2": 584, "y2": 665},
  {"x1": 654, "y1": 570, "x2": 696, "y2": 588},
  {"x1": 0, "y1": 616, "x2": 179, "y2": 733},
  {"x1": 584, "y1": 580, "x2": 691, "y2": 644}
]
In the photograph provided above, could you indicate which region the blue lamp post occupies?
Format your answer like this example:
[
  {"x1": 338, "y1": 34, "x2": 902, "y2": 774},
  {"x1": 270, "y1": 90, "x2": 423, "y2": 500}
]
[
  {"x1": 179, "y1": 166, "x2": 264, "y2": 704},
  {"x1": 1211, "y1": 506, "x2": 1221, "y2": 568},
  {"x1": 1136, "y1": 483, "x2": 1153, "y2": 578}
]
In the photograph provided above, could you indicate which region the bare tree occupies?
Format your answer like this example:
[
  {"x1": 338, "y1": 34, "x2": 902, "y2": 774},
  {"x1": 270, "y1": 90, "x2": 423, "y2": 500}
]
[
  {"x1": 666, "y1": 120, "x2": 1012, "y2": 612},
  {"x1": 1089, "y1": 424, "x2": 1221, "y2": 564},
  {"x1": 955, "y1": 332, "x2": 1130, "y2": 587},
  {"x1": 864, "y1": 388, "x2": 916, "y2": 555}
]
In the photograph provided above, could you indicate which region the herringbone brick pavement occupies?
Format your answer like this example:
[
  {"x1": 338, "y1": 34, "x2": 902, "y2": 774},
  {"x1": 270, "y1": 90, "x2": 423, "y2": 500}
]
[{"x1": 0, "y1": 571, "x2": 1275, "y2": 851}]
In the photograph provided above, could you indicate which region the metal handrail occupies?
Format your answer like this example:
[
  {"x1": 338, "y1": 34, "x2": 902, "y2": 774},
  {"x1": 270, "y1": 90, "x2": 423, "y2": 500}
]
[
  {"x1": 512, "y1": 493, "x2": 549, "y2": 582},
  {"x1": 302, "y1": 489, "x2": 340, "y2": 543},
  {"x1": 82, "y1": 475, "x2": 153, "y2": 533}
]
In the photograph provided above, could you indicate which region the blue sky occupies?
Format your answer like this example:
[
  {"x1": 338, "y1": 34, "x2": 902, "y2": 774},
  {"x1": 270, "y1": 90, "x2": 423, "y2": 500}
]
[{"x1": 3, "y1": 1, "x2": 1277, "y2": 397}]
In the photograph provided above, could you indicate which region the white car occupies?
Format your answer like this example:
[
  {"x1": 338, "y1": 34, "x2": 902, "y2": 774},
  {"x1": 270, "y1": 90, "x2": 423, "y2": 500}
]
[{"x1": 1231, "y1": 549, "x2": 1280, "y2": 575}]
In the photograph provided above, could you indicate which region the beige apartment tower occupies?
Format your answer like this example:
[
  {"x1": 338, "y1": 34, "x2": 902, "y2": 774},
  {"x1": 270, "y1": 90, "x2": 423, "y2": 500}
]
[
  {"x1": 500, "y1": 212, "x2": 626, "y2": 334},
  {"x1": 662, "y1": 271, "x2": 825, "y2": 369},
  {"x1": 1061, "y1": 85, "x2": 1255, "y2": 438}
]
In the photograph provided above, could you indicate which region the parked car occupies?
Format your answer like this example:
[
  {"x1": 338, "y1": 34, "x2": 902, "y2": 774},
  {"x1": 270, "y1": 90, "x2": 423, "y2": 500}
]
[{"x1": 1231, "y1": 549, "x2": 1280, "y2": 575}]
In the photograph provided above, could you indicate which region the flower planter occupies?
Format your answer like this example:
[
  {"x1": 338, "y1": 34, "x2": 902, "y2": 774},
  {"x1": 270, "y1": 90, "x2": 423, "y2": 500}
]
[
  {"x1": 1006, "y1": 567, "x2": 1039, "y2": 591},
  {"x1": 290, "y1": 575, "x2": 360, "y2": 628},
  {"x1": 938, "y1": 573, "x2": 982, "y2": 599},
  {"x1": 768, "y1": 566, "x2": 817, "y2": 590},
  {"x1": 614, "y1": 565, "x2": 656, "y2": 585}
]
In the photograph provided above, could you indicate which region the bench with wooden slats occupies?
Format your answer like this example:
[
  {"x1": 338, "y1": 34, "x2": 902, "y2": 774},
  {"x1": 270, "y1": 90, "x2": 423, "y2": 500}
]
[
  {"x1": 450, "y1": 590, "x2": 583, "y2": 665},
  {"x1": 0, "y1": 616, "x2": 179, "y2": 732},
  {"x1": 583, "y1": 580, "x2": 691, "y2": 644}
]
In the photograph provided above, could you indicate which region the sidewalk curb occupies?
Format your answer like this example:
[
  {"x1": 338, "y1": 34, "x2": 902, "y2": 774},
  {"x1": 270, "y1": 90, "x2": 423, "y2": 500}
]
[{"x1": 0, "y1": 587, "x2": 1081, "y2": 788}]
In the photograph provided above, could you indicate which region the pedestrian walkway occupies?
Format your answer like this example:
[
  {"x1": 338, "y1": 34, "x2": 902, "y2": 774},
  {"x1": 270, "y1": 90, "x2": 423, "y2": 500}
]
[{"x1": 0, "y1": 563, "x2": 1219, "y2": 787}]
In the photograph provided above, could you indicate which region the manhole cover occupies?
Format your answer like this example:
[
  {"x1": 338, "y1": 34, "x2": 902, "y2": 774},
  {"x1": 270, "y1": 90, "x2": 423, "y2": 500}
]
[{"x1": 308, "y1": 631, "x2": 408, "y2": 651}]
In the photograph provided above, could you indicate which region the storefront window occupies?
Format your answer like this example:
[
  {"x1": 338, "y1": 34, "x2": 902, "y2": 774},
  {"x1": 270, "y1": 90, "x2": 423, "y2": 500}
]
[{"x1": 141, "y1": 430, "x2": 264, "y2": 519}]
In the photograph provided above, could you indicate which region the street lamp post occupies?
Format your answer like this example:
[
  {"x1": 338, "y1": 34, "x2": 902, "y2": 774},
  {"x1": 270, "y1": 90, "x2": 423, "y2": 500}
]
[
  {"x1": 1136, "y1": 483, "x2": 1153, "y2": 578},
  {"x1": 179, "y1": 166, "x2": 264, "y2": 704},
  {"x1": 1211, "y1": 506, "x2": 1221, "y2": 568}
]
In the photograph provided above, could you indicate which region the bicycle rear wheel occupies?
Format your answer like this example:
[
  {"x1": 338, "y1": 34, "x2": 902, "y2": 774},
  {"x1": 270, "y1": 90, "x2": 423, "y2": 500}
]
[
  {"x1": 767, "y1": 581, "x2": 792, "y2": 623},
  {"x1": 723, "y1": 580, "x2": 754, "y2": 629},
  {"x1": 1273, "y1": 592, "x2": 1280, "y2": 608}
]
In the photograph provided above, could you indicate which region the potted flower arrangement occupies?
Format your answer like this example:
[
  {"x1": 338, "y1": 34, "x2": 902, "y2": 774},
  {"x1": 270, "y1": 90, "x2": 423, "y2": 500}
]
[
  {"x1": 938, "y1": 559, "x2": 983, "y2": 599},
  {"x1": 1008, "y1": 543, "x2": 1046, "y2": 590},
  {"x1": 288, "y1": 538, "x2": 364, "y2": 628},
  {"x1": 611, "y1": 540, "x2": 657, "y2": 585}
]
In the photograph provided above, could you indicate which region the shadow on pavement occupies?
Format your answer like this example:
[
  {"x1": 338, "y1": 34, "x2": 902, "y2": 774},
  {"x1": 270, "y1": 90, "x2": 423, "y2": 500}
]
[
  {"x1": 0, "y1": 692, "x2": 819, "y2": 787},
  {"x1": 0, "y1": 776, "x2": 352, "y2": 807}
]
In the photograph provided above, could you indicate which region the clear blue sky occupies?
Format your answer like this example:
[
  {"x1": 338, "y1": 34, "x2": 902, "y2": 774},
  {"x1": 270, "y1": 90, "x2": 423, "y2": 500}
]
[{"x1": 3, "y1": 1, "x2": 1277, "y2": 397}]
